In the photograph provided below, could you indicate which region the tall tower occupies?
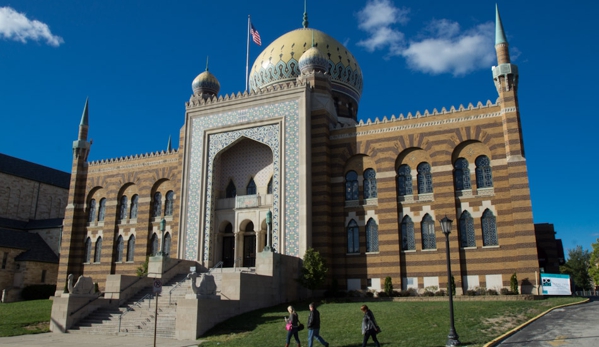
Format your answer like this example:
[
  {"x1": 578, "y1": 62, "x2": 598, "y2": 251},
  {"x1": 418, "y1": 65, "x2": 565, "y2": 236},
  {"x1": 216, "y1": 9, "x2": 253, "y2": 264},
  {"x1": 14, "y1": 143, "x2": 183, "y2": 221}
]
[{"x1": 56, "y1": 99, "x2": 92, "y2": 288}]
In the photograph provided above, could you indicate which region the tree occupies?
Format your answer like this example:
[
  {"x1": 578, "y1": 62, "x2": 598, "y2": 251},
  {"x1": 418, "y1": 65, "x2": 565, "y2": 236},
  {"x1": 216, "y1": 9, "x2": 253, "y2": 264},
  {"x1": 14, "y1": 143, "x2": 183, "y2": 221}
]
[
  {"x1": 560, "y1": 245, "x2": 592, "y2": 291},
  {"x1": 589, "y1": 239, "x2": 599, "y2": 288},
  {"x1": 384, "y1": 276, "x2": 393, "y2": 296},
  {"x1": 297, "y1": 248, "x2": 328, "y2": 290},
  {"x1": 510, "y1": 273, "x2": 519, "y2": 294}
]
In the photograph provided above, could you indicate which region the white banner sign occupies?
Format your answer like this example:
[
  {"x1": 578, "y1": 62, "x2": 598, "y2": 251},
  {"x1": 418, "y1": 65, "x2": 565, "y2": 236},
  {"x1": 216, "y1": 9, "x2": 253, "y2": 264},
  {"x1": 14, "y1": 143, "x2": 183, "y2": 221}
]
[{"x1": 541, "y1": 273, "x2": 571, "y2": 295}]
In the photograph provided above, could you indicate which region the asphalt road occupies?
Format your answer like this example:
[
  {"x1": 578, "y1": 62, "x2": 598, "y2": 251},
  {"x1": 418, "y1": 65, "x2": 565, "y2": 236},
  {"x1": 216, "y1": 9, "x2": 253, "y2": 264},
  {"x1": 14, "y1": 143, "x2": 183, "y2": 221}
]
[{"x1": 496, "y1": 297, "x2": 599, "y2": 347}]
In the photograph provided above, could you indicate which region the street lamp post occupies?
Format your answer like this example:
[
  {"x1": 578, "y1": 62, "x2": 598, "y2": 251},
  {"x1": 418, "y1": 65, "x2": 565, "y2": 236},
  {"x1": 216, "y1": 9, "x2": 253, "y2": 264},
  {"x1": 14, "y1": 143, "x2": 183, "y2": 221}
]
[
  {"x1": 263, "y1": 210, "x2": 273, "y2": 252},
  {"x1": 159, "y1": 218, "x2": 166, "y2": 256},
  {"x1": 440, "y1": 216, "x2": 460, "y2": 347}
]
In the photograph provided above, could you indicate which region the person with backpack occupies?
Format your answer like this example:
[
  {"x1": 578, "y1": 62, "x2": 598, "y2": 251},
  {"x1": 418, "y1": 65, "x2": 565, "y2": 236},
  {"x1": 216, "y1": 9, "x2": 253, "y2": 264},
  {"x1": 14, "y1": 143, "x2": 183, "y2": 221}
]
[{"x1": 360, "y1": 305, "x2": 381, "y2": 347}]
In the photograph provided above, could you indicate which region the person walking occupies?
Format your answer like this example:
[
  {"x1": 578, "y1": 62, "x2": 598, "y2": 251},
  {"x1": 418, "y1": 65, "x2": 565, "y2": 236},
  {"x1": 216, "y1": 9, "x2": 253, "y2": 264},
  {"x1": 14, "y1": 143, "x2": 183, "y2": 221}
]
[
  {"x1": 285, "y1": 305, "x2": 301, "y2": 347},
  {"x1": 360, "y1": 305, "x2": 380, "y2": 347},
  {"x1": 307, "y1": 302, "x2": 329, "y2": 347}
]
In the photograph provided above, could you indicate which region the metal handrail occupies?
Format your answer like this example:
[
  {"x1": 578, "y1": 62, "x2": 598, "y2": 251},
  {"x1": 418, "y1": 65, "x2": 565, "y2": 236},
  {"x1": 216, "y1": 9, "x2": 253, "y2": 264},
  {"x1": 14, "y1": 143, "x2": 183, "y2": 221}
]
[
  {"x1": 118, "y1": 293, "x2": 153, "y2": 333},
  {"x1": 210, "y1": 261, "x2": 224, "y2": 273},
  {"x1": 168, "y1": 280, "x2": 185, "y2": 305}
]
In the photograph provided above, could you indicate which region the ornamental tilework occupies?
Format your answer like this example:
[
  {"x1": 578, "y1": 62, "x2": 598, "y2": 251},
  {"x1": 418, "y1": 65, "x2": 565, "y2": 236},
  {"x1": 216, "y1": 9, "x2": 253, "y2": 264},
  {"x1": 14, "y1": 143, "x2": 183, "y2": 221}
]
[{"x1": 184, "y1": 100, "x2": 300, "y2": 261}]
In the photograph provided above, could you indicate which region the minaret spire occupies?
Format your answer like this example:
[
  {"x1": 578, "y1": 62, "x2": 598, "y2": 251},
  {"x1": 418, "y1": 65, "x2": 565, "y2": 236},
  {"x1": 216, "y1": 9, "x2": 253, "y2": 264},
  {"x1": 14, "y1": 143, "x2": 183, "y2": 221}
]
[
  {"x1": 78, "y1": 97, "x2": 89, "y2": 141},
  {"x1": 495, "y1": 4, "x2": 507, "y2": 46},
  {"x1": 492, "y1": 5, "x2": 518, "y2": 93},
  {"x1": 302, "y1": 0, "x2": 309, "y2": 28},
  {"x1": 167, "y1": 135, "x2": 172, "y2": 152}
]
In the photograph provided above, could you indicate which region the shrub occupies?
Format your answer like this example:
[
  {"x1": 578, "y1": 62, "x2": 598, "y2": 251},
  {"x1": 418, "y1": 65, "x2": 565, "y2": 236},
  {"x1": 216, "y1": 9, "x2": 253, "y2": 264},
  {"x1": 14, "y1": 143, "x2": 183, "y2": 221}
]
[
  {"x1": 21, "y1": 284, "x2": 56, "y2": 300},
  {"x1": 365, "y1": 291, "x2": 374, "y2": 298},
  {"x1": 500, "y1": 288, "x2": 516, "y2": 295},
  {"x1": 475, "y1": 287, "x2": 487, "y2": 296},
  {"x1": 510, "y1": 273, "x2": 519, "y2": 294},
  {"x1": 384, "y1": 276, "x2": 393, "y2": 296},
  {"x1": 466, "y1": 289, "x2": 477, "y2": 296},
  {"x1": 398, "y1": 290, "x2": 411, "y2": 297},
  {"x1": 487, "y1": 289, "x2": 499, "y2": 295},
  {"x1": 435, "y1": 289, "x2": 446, "y2": 296},
  {"x1": 391, "y1": 290, "x2": 401, "y2": 297},
  {"x1": 422, "y1": 291, "x2": 435, "y2": 297},
  {"x1": 378, "y1": 291, "x2": 388, "y2": 297},
  {"x1": 136, "y1": 257, "x2": 149, "y2": 277}
]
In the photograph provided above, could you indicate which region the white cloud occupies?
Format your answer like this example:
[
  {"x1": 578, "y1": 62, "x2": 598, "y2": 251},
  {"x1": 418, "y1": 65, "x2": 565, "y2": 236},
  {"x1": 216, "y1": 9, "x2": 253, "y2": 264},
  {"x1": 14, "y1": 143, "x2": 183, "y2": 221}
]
[
  {"x1": 355, "y1": 1, "x2": 498, "y2": 76},
  {"x1": 356, "y1": 0, "x2": 409, "y2": 56},
  {"x1": 0, "y1": 6, "x2": 63, "y2": 46},
  {"x1": 402, "y1": 21, "x2": 495, "y2": 76}
]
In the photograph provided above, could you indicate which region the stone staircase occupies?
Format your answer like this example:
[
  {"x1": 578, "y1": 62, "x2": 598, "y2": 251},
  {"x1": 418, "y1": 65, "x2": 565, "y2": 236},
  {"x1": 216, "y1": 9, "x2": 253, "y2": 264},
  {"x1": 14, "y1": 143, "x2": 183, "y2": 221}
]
[{"x1": 68, "y1": 274, "x2": 189, "y2": 338}]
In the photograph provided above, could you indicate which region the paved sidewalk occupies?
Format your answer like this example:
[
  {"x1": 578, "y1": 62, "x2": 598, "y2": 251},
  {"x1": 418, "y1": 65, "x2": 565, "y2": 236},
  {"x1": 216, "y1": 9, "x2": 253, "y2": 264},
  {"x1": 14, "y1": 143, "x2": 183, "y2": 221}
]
[{"x1": 0, "y1": 333, "x2": 204, "y2": 347}]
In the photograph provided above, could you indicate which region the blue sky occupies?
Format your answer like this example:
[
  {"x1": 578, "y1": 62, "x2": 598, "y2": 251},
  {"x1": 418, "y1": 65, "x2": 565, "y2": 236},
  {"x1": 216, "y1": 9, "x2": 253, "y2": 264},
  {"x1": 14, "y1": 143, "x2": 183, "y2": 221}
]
[{"x1": 1, "y1": 0, "x2": 598, "y2": 253}]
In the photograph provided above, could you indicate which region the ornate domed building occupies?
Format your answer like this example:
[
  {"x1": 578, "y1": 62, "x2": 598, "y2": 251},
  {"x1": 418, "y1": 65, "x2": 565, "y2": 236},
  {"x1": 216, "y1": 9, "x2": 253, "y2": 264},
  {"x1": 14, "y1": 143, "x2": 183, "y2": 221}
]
[{"x1": 53, "y1": 7, "x2": 540, "y2": 339}]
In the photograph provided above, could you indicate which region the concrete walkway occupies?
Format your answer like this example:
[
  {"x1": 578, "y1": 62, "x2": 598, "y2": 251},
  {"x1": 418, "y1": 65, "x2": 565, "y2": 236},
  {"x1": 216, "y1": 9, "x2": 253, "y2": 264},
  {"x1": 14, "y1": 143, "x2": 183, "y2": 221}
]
[{"x1": 0, "y1": 333, "x2": 204, "y2": 347}]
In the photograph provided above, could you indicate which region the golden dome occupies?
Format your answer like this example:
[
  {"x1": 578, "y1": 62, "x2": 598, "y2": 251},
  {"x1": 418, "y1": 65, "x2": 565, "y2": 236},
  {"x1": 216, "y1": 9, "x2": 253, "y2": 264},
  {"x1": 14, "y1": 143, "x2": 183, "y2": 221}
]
[{"x1": 249, "y1": 28, "x2": 363, "y2": 105}]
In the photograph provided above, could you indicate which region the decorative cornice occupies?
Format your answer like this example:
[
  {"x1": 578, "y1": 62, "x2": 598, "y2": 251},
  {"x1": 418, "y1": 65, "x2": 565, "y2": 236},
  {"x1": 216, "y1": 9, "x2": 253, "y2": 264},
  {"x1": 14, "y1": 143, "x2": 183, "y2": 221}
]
[
  {"x1": 88, "y1": 149, "x2": 179, "y2": 169},
  {"x1": 330, "y1": 104, "x2": 516, "y2": 140}
]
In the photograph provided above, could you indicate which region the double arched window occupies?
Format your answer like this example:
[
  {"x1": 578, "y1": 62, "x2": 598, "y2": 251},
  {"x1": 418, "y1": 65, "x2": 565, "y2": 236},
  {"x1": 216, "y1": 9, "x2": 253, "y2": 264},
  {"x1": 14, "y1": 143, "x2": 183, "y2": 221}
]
[
  {"x1": 84, "y1": 237, "x2": 92, "y2": 263},
  {"x1": 345, "y1": 171, "x2": 359, "y2": 201},
  {"x1": 365, "y1": 218, "x2": 379, "y2": 252},
  {"x1": 401, "y1": 216, "x2": 415, "y2": 251},
  {"x1": 363, "y1": 169, "x2": 377, "y2": 199},
  {"x1": 482, "y1": 209, "x2": 498, "y2": 246},
  {"x1": 247, "y1": 178, "x2": 257, "y2": 195},
  {"x1": 226, "y1": 180, "x2": 236, "y2": 198},
  {"x1": 98, "y1": 198, "x2": 106, "y2": 222},
  {"x1": 421, "y1": 214, "x2": 436, "y2": 250},
  {"x1": 164, "y1": 191, "x2": 174, "y2": 216},
  {"x1": 475, "y1": 155, "x2": 493, "y2": 188},
  {"x1": 454, "y1": 158, "x2": 471, "y2": 191},
  {"x1": 152, "y1": 192, "x2": 162, "y2": 217},
  {"x1": 163, "y1": 233, "x2": 171, "y2": 256},
  {"x1": 130, "y1": 195, "x2": 139, "y2": 219},
  {"x1": 417, "y1": 162, "x2": 433, "y2": 194},
  {"x1": 347, "y1": 219, "x2": 359, "y2": 253},
  {"x1": 94, "y1": 237, "x2": 102, "y2": 263},
  {"x1": 127, "y1": 235, "x2": 135, "y2": 262},
  {"x1": 397, "y1": 164, "x2": 413, "y2": 196},
  {"x1": 459, "y1": 211, "x2": 475, "y2": 248},
  {"x1": 119, "y1": 196, "x2": 128, "y2": 220},
  {"x1": 88, "y1": 199, "x2": 96, "y2": 223},
  {"x1": 116, "y1": 235, "x2": 124, "y2": 262},
  {"x1": 150, "y1": 233, "x2": 159, "y2": 256}
]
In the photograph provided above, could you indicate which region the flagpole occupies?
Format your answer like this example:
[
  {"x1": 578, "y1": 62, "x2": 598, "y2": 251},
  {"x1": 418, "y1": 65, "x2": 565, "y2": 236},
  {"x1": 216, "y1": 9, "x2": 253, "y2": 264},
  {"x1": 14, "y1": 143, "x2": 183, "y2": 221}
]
[{"x1": 246, "y1": 15, "x2": 251, "y2": 92}]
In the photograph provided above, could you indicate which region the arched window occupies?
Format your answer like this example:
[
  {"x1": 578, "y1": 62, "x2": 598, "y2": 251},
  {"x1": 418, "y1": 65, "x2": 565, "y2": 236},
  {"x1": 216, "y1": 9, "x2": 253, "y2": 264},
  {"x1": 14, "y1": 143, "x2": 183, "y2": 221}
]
[
  {"x1": 345, "y1": 171, "x2": 358, "y2": 201},
  {"x1": 401, "y1": 216, "x2": 415, "y2": 251},
  {"x1": 127, "y1": 235, "x2": 135, "y2": 262},
  {"x1": 459, "y1": 211, "x2": 475, "y2": 248},
  {"x1": 226, "y1": 180, "x2": 236, "y2": 198},
  {"x1": 421, "y1": 214, "x2": 436, "y2": 250},
  {"x1": 267, "y1": 177, "x2": 273, "y2": 194},
  {"x1": 130, "y1": 195, "x2": 138, "y2": 219},
  {"x1": 245, "y1": 221, "x2": 254, "y2": 232},
  {"x1": 84, "y1": 237, "x2": 92, "y2": 263},
  {"x1": 347, "y1": 219, "x2": 359, "y2": 253},
  {"x1": 482, "y1": 209, "x2": 498, "y2": 246},
  {"x1": 247, "y1": 178, "x2": 257, "y2": 195},
  {"x1": 454, "y1": 158, "x2": 471, "y2": 191},
  {"x1": 94, "y1": 237, "x2": 102, "y2": 263},
  {"x1": 150, "y1": 233, "x2": 159, "y2": 256},
  {"x1": 363, "y1": 169, "x2": 377, "y2": 199},
  {"x1": 397, "y1": 164, "x2": 413, "y2": 196},
  {"x1": 225, "y1": 223, "x2": 233, "y2": 234},
  {"x1": 116, "y1": 235, "x2": 124, "y2": 262},
  {"x1": 119, "y1": 196, "x2": 128, "y2": 220},
  {"x1": 98, "y1": 198, "x2": 106, "y2": 222},
  {"x1": 88, "y1": 199, "x2": 96, "y2": 223},
  {"x1": 152, "y1": 192, "x2": 162, "y2": 217},
  {"x1": 365, "y1": 218, "x2": 379, "y2": 252},
  {"x1": 475, "y1": 155, "x2": 493, "y2": 188},
  {"x1": 164, "y1": 191, "x2": 174, "y2": 216},
  {"x1": 417, "y1": 162, "x2": 433, "y2": 194},
  {"x1": 163, "y1": 232, "x2": 171, "y2": 256}
]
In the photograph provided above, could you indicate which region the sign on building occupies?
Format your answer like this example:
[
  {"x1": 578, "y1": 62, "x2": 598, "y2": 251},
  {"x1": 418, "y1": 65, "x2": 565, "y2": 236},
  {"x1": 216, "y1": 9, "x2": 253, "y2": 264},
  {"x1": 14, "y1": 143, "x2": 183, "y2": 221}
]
[{"x1": 541, "y1": 273, "x2": 571, "y2": 295}]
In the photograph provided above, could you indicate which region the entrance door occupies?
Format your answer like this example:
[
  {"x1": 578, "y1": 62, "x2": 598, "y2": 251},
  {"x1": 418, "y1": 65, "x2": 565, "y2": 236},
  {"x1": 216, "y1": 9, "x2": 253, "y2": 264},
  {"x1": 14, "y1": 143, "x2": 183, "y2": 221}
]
[
  {"x1": 222, "y1": 237, "x2": 235, "y2": 267},
  {"x1": 243, "y1": 235, "x2": 256, "y2": 267}
]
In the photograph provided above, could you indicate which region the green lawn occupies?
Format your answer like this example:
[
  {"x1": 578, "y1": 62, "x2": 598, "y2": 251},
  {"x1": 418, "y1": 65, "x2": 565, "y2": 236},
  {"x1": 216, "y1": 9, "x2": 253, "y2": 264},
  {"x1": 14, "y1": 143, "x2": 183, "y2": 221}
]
[
  {"x1": 0, "y1": 297, "x2": 585, "y2": 346},
  {"x1": 198, "y1": 297, "x2": 585, "y2": 347},
  {"x1": 0, "y1": 299, "x2": 52, "y2": 337}
]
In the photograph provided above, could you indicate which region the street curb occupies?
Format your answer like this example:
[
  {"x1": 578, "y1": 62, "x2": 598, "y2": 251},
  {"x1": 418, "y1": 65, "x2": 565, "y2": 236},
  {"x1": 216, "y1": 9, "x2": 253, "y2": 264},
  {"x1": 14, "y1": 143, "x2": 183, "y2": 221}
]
[{"x1": 483, "y1": 298, "x2": 590, "y2": 347}]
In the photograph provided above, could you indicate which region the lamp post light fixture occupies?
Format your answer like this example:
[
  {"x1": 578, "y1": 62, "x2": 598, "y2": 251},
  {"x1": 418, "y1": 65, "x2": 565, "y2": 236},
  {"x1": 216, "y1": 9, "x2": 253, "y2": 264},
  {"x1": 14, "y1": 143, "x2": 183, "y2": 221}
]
[
  {"x1": 440, "y1": 215, "x2": 460, "y2": 347},
  {"x1": 263, "y1": 210, "x2": 273, "y2": 252},
  {"x1": 159, "y1": 218, "x2": 166, "y2": 256}
]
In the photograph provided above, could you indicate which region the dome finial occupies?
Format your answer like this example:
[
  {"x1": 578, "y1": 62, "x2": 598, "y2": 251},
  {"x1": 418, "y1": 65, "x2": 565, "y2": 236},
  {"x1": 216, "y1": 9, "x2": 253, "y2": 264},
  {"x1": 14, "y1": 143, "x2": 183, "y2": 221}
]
[
  {"x1": 302, "y1": 0, "x2": 309, "y2": 28},
  {"x1": 205, "y1": 56, "x2": 209, "y2": 72}
]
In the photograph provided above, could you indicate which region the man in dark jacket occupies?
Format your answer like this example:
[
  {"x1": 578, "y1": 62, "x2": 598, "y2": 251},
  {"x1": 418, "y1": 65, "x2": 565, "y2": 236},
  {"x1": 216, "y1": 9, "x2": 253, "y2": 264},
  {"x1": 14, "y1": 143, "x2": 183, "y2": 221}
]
[{"x1": 307, "y1": 302, "x2": 330, "y2": 347}]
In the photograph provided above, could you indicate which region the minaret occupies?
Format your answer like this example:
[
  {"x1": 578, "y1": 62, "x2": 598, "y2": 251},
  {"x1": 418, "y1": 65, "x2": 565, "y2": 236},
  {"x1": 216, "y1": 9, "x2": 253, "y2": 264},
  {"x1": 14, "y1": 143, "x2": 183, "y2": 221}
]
[
  {"x1": 492, "y1": 5, "x2": 524, "y2": 158},
  {"x1": 56, "y1": 98, "x2": 93, "y2": 290},
  {"x1": 167, "y1": 135, "x2": 172, "y2": 152}
]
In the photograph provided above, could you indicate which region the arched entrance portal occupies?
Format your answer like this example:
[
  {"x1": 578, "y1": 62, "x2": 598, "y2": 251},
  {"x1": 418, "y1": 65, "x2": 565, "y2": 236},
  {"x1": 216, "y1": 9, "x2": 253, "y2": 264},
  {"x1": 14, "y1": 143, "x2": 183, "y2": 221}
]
[
  {"x1": 222, "y1": 223, "x2": 234, "y2": 267},
  {"x1": 243, "y1": 222, "x2": 256, "y2": 267}
]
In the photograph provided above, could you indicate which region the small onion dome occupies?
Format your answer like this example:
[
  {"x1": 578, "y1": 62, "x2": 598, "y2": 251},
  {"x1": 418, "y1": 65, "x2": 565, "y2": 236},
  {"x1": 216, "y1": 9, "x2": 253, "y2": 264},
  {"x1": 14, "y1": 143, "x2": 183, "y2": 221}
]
[
  {"x1": 299, "y1": 46, "x2": 328, "y2": 74},
  {"x1": 191, "y1": 69, "x2": 220, "y2": 97}
]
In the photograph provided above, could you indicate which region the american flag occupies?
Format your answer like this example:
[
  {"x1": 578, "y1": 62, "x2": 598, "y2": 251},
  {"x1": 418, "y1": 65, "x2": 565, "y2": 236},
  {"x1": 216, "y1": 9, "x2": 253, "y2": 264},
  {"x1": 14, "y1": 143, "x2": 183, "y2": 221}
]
[{"x1": 250, "y1": 23, "x2": 261, "y2": 46}]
